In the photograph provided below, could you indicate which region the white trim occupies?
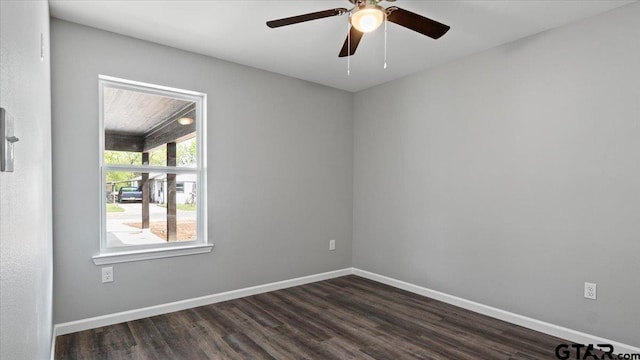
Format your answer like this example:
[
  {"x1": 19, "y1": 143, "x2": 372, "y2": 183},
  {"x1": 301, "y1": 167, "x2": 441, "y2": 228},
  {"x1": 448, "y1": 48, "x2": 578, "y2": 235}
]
[
  {"x1": 52, "y1": 267, "x2": 639, "y2": 355},
  {"x1": 98, "y1": 75, "x2": 205, "y2": 99},
  {"x1": 92, "y1": 244, "x2": 213, "y2": 265},
  {"x1": 103, "y1": 164, "x2": 199, "y2": 174},
  {"x1": 50, "y1": 325, "x2": 57, "y2": 360},
  {"x1": 352, "y1": 268, "x2": 640, "y2": 355},
  {"x1": 54, "y1": 268, "x2": 352, "y2": 336},
  {"x1": 97, "y1": 75, "x2": 208, "y2": 257}
]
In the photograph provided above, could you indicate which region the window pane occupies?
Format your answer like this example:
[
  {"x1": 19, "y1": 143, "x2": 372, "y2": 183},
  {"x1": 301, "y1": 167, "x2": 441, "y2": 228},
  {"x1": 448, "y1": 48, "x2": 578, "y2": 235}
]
[
  {"x1": 103, "y1": 86, "x2": 196, "y2": 168},
  {"x1": 99, "y1": 77, "x2": 205, "y2": 258},
  {"x1": 105, "y1": 171, "x2": 198, "y2": 247}
]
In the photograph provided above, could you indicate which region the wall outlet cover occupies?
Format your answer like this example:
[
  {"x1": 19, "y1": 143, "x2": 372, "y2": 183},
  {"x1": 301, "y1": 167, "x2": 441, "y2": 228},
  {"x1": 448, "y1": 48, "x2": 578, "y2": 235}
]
[
  {"x1": 102, "y1": 267, "x2": 114, "y2": 283},
  {"x1": 584, "y1": 282, "x2": 596, "y2": 300}
]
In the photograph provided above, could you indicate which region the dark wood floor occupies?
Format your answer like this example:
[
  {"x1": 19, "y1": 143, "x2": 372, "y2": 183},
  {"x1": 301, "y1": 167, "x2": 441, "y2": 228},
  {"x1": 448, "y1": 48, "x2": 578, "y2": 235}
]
[{"x1": 55, "y1": 275, "x2": 572, "y2": 359}]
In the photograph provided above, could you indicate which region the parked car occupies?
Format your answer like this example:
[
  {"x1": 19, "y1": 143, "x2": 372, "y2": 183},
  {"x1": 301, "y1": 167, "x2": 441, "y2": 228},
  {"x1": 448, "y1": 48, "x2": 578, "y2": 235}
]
[{"x1": 117, "y1": 187, "x2": 143, "y2": 202}]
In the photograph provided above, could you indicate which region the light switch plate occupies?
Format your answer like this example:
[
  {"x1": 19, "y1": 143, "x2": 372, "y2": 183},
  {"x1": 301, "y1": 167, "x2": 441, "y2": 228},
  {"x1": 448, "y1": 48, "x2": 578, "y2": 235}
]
[{"x1": 0, "y1": 108, "x2": 19, "y2": 172}]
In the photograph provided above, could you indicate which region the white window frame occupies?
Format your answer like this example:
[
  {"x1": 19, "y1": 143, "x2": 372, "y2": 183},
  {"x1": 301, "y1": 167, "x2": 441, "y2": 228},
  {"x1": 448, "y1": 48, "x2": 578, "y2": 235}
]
[{"x1": 93, "y1": 75, "x2": 211, "y2": 265}]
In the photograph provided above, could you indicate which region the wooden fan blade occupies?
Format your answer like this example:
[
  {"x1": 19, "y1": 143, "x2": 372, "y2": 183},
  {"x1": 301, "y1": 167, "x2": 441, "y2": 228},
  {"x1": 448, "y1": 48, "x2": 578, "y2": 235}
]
[
  {"x1": 267, "y1": 8, "x2": 348, "y2": 28},
  {"x1": 386, "y1": 7, "x2": 450, "y2": 39},
  {"x1": 338, "y1": 26, "x2": 364, "y2": 57}
]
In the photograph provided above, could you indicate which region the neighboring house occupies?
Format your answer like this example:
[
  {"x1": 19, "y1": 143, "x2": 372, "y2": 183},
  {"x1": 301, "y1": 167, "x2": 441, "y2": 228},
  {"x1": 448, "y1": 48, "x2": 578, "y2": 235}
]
[
  {"x1": 107, "y1": 173, "x2": 197, "y2": 205},
  {"x1": 150, "y1": 173, "x2": 197, "y2": 205}
]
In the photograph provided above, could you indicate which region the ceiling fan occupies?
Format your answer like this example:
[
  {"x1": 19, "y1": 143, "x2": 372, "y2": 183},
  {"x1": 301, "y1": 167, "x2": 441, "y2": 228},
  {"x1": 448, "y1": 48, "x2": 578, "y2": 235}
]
[{"x1": 266, "y1": 0, "x2": 450, "y2": 58}]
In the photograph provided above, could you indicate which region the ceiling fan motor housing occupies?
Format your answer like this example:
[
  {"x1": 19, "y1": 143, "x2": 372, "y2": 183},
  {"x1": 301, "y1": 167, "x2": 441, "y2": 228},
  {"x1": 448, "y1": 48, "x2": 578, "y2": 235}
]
[{"x1": 350, "y1": 1, "x2": 386, "y2": 33}]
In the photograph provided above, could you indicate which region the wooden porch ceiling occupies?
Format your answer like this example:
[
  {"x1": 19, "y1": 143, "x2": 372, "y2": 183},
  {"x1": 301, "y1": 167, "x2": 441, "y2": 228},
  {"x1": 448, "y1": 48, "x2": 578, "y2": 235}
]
[{"x1": 104, "y1": 87, "x2": 196, "y2": 153}]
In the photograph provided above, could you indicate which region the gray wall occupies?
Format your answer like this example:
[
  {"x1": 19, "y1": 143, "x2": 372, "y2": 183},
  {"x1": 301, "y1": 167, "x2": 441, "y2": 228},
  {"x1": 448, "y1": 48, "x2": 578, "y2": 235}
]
[
  {"x1": 51, "y1": 20, "x2": 353, "y2": 323},
  {"x1": 0, "y1": 1, "x2": 53, "y2": 359},
  {"x1": 353, "y1": 2, "x2": 640, "y2": 347}
]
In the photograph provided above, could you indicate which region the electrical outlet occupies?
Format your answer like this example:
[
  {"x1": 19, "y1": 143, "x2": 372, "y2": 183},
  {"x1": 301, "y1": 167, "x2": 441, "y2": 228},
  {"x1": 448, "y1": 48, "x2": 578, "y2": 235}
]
[
  {"x1": 329, "y1": 239, "x2": 336, "y2": 251},
  {"x1": 102, "y1": 267, "x2": 113, "y2": 283},
  {"x1": 584, "y1": 282, "x2": 596, "y2": 300}
]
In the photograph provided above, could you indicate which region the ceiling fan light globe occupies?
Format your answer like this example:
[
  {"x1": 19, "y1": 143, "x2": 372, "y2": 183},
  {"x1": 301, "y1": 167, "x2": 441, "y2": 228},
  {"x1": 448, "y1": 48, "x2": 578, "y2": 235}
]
[{"x1": 351, "y1": 6, "x2": 384, "y2": 33}]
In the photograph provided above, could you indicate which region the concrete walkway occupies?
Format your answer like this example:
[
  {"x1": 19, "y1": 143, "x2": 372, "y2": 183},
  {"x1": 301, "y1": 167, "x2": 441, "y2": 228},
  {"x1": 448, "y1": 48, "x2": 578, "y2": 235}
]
[{"x1": 106, "y1": 203, "x2": 196, "y2": 247}]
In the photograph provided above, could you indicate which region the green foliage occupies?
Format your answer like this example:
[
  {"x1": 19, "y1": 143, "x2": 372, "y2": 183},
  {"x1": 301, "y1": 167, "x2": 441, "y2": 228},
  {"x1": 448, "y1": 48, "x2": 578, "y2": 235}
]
[
  {"x1": 157, "y1": 203, "x2": 196, "y2": 211},
  {"x1": 104, "y1": 150, "x2": 142, "y2": 165},
  {"x1": 106, "y1": 203, "x2": 125, "y2": 213},
  {"x1": 177, "y1": 138, "x2": 197, "y2": 167},
  {"x1": 148, "y1": 147, "x2": 167, "y2": 165},
  {"x1": 146, "y1": 138, "x2": 197, "y2": 166}
]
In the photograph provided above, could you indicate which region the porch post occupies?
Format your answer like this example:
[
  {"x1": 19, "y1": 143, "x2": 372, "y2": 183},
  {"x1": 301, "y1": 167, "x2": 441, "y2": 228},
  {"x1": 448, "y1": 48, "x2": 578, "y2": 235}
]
[
  {"x1": 141, "y1": 152, "x2": 150, "y2": 230},
  {"x1": 167, "y1": 142, "x2": 177, "y2": 241}
]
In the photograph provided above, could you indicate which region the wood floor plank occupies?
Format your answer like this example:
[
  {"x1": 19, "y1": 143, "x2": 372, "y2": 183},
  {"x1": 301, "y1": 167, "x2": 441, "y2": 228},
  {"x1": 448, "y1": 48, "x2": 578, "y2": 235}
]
[
  {"x1": 222, "y1": 307, "x2": 308, "y2": 359},
  {"x1": 127, "y1": 317, "x2": 179, "y2": 360},
  {"x1": 189, "y1": 320, "x2": 244, "y2": 360},
  {"x1": 55, "y1": 275, "x2": 574, "y2": 359}
]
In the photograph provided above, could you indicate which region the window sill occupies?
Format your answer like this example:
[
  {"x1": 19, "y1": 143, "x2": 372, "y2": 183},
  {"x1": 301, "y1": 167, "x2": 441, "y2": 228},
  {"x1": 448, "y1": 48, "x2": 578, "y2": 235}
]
[{"x1": 92, "y1": 244, "x2": 214, "y2": 265}]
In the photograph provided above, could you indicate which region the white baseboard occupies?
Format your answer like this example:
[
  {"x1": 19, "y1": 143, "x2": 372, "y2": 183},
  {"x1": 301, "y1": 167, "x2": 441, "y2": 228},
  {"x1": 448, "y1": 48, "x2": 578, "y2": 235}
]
[
  {"x1": 53, "y1": 266, "x2": 639, "y2": 355},
  {"x1": 352, "y1": 268, "x2": 640, "y2": 355},
  {"x1": 54, "y1": 268, "x2": 352, "y2": 336}
]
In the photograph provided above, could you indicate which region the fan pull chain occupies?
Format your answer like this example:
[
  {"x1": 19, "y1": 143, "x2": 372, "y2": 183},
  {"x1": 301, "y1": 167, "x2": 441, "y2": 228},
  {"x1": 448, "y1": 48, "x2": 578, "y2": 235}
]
[
  {"x1": 347, "y1": 17, "x2": 351, "y2": 76},
  {"x1": 383, "y1": 14, "x2": 388, "y2": 69}
]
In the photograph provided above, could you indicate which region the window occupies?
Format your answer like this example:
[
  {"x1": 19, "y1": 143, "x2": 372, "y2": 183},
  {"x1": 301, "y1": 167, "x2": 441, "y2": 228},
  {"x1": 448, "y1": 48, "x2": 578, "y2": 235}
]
[{"x1": 93, "y1": 75, "x2": 211, "y2": 265}]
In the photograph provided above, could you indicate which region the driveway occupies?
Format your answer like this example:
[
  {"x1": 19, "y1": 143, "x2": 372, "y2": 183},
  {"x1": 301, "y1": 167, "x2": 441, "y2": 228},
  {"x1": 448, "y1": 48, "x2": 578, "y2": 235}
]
[{"x1": 108, "y1": 203, "x2": 197, "y2": 221}]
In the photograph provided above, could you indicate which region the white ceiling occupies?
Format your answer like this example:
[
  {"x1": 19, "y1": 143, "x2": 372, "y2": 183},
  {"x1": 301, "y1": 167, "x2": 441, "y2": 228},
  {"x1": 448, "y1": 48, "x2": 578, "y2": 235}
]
[{"x1": 49, "y1": 0, "x2": 636, "y2": 92}]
